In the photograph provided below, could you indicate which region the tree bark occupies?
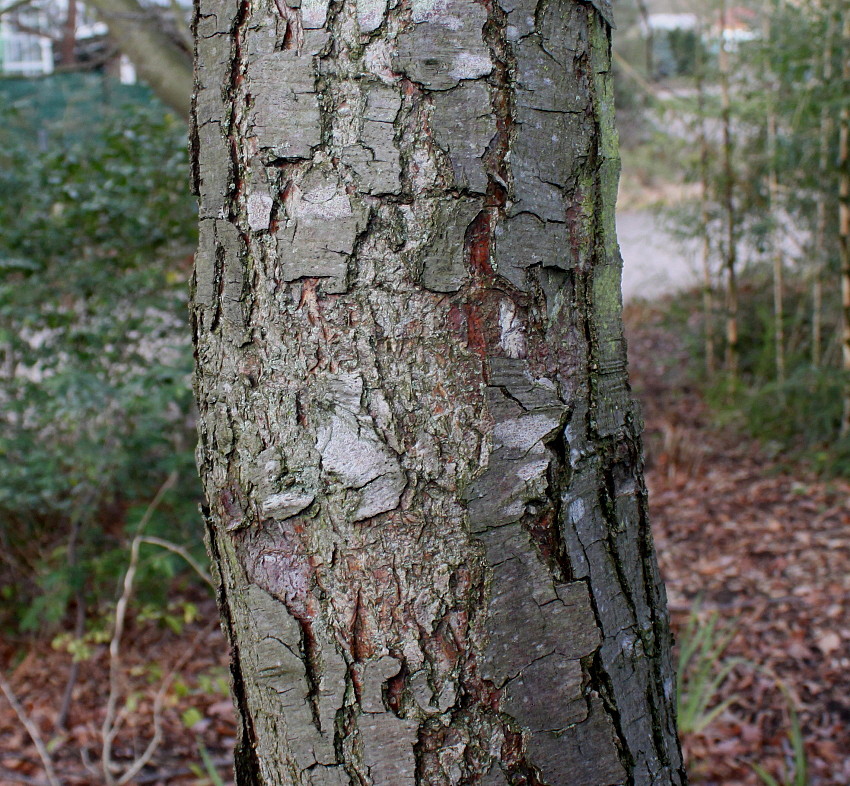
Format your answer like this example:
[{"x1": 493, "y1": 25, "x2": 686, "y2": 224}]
[{"x1": 191, "y1": 0, "x2": 685, "y2": 784}]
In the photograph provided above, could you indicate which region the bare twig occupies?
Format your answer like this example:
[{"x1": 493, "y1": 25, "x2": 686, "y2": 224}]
[
  {"x1": 101, "y1": 471, "x2": 177, "y2": 786},
  {"x1": 114, "y1": 620, "x2": 219, "y2": 785},
  {"x1": 138, "y1": 536, "x2": 214, "y2": 590},
  {"x1": 0, "y1": 672, "x2": 62, "y2": 786},
  {"x1": 57, "y1": 510, "x2": 88, "y2": 731},
  {"x1": 0, "y1": 0, "x2": 35, "y2": 18}
]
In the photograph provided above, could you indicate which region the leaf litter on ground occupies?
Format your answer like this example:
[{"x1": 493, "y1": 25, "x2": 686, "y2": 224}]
[{"x1": 1, "y1": 299, "x2": 848, "y2": 784}]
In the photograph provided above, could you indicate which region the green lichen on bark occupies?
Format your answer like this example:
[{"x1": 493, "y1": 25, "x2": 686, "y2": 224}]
[{"x1": 191, "y1": 0, "x2": 686, "y2": 783}]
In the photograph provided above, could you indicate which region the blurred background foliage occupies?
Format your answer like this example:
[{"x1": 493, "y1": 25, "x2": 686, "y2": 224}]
[
  {"x1": 0, "y1": 74, "x2": 200, "y2": 634},
  {"x1": 615, "y1": 0, "x2": 850, "y2": 474}
]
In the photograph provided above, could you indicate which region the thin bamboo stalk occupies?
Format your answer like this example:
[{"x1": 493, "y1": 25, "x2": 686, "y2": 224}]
[
  {"x1": 719, "y1": 0, "x2": 739, "y2": 385},
  {"x1": 839, "y1": 13, "x2": 850, "y2": 434},
  {"x1": 695, "y1": 16, "x2": 715, "y2": 377},
  {"x1": 765, "y1": 4, "x2": 785, "y2": 385},
  {"x1": 813, "y1": 2, "x2": 836, "y2": 368}
]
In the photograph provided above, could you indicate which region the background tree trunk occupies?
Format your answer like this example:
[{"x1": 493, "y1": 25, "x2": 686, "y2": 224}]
[
  {"x1": 719, "y1": 0, "x2": 739, "y2": 385},
  {"x1": 85, "y1": 0, "x2": 192, "y2": 118},
  {"x1": 191, "y1": 0, "x2": 685, "y2": 783},
  {"x1": 840, "y1": 12, "x2": 850, "y2": 435}
]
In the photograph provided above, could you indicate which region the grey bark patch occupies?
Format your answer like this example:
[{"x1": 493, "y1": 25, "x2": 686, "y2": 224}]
[
  {"x1": 420, "y1": 198, "x2": 481, "y2": 292},
  {"x1": 215, "y1": 220, "x2": 248, "y2": 327},
  {"x1": 315, "y1": 413, "x2": 406, "y2": 520},
  {"x1": 393, "y1": 0, "x2": 491, "y2": 90},
  {"x1": 277, "y1": 167, "x2": 366, "y2": 293},
  {"x1": 488, "y1": 357, "x2": 562, "y2": 410},
  {"x1": 195, "y1": 219, "x2": 217, "y2": 307},
  {"x1": 305, "y1": 766, "x2": 350, "y2": 785},
  {"x1": 466, "y1": 446, "x2": 548, "y2": 527},
  {"x1": 241, "y1": 446, "x2": 318, "y2": 522},
  {"x1": 247, "y1": 163, "x2": 275, "y2": 231},
  {"x1": 262, "y1": 491, "x2": 315, "y2": 518},
  {"x1": 409, "y1": 668, "x2": 454, "y2": 715},
  {"x1": 492, "y1": 409, "x2": 562, "y2": 452},
  {"x1": 536, "y1": 1, "x2": 585, "y2": 65},
  {"x1": 194, "y1": 33, "x2": 231, "y2": 128},
  {"x1": 360, "y1": 655, "x2": 400, "y2": 712},
  {"x1": 481, "y1": 764, "x2": 511, "y2": 786},
  {"x1": 246, "y1": 25, "x2": 321, "y2": 159},
  {"x1": 359, "y1": 712, "x2": 418, "y2": 786},
  {"x1": 315, "y1": 372, "x2": 406, "y2": 520},
  {"x1": 514, "y1": 39, "x2": 577, "y2": 113},
  {"x1": 431, "y1": 82, "x2": 495, "y2": 194},
  {"x1": 241, "y1": 585, "x2": 345, "y2": 775},
  {"x1": 355, "y1": 0, "x2": 387, "y2": 32},
  {"x1": 196, "y1": 122, "x2": 230, "y2": 219},
  {"x1": 344, "y1": 84, "x2": 402, "y2": 194},
  {"x1": 465, "y1": 387, "x2": 563, "y2": 529},
  {"x1": 509, "y1": 108, "x2": 592, "y2": 220},
  {"x1": 494, "y1": 214, "x2": 572, "y2": 290},
  {"x1": 301, "y1": 0, "x2": 330, "y2": 28},
  {"x1": 525, "y1": 695, "x2": 626, "y2": 786},
  {"x1": 479, "y1": 524, "x2": 597, "y2": 655},
  {"x1": 198, "y1": 0, "x2": 236, "y2": 34},
  {"x1": 247, "y1": 193, "x2": 274, "y2": 231},
  {"x1": 502, "y1": 653, "x2": 586, "y2": 732}
]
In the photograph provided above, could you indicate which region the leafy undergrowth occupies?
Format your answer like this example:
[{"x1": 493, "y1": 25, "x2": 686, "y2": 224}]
[
  {"x1": 2, "y1": 300, "x2": 849, "y2": 784},
  {"x1": 629, "y1": 300, "x2": 850, "y2": 785}
]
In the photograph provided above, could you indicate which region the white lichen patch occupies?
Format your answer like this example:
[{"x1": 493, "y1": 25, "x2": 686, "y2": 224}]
[
  {"x1": 247, "y1": 193, "x2": 274, "y2": 231},
  {"x1": 301, "y1": 0, "x2": 329, "y2": 28},
  {"x1": 498, "y1": 299, "x2": 526, "y2": 358},
  {"x1": 492, "y1": 411, "x2": 561, "y2": 452},
  {"x1": 411, "y1": 0, "x2": 457, "y2": 26},
  {"x1": 449, "y1": 52, "x2": 493, "y2": 82},
  {"x1": 288, "y1": 179, "x2": 353, "y2": 222},
  {"x1": 364, "y1": 38, "x2": 398, "y2": 83},
  {"x1": 261, "y1": 490, "x2": 315, "y2": 518},
  {"x1": 356, "y1": 0, "x2": 387, "y2": 32},
  {"x1": 315, "y1": 373, "x2": 407, "y2": 520}
]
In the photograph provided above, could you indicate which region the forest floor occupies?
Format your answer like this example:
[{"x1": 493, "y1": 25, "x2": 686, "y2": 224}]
[
  {"x1": 2, "y1": 298, "x2": 849, "y2": 785},
  {"x1": 629, "y1": 300, "x2": 850, "y2": 786}
]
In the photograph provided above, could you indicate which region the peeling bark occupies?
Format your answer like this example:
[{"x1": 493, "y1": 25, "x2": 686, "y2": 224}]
[{"x1": 191, "y1": 0, "x2": 685, "y2": 783}]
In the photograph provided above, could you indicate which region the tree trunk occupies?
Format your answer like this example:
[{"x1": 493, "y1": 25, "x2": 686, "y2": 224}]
[
  {"x1": 812, "y1": 1, "x2": 837, "y2": 370},
  {"x1": 840, "y1": 12, "x2": 850, "y2": 435},
  {"x1": 86, "y1": 0, "x2": 192, "y2": 118},
  {"x1": 719, "y1": 0, "x2": 739, "y2": 384},
  {"x1": 634, "y1": 0, "x2": 654, "y2": 78},
  {"x1": 765, "y1": 41, "x2": 785, "y2": 385},
  {"x1": 60, "y1": 0, "x2": 78, "y2": 67},
  {"x1": 695, "y1": 16, "x2": 715, "y2": 378},
  {"x1": 191, "y1": 0, "x2": 685, "y2": 784}
]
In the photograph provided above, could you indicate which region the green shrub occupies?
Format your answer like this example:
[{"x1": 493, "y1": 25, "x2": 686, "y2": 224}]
[
  {"x1": 0, "y1": 88, "x2": 202, "y2": 632},
  {"x1": 659, "y1": 258, "x2": 850, "y2": 472}
]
